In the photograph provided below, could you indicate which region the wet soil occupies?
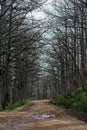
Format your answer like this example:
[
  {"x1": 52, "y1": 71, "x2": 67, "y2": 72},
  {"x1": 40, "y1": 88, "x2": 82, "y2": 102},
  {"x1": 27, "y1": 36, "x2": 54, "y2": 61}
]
[{"x1": 0, "y1": 100, "x2": 87, "y2": 130}]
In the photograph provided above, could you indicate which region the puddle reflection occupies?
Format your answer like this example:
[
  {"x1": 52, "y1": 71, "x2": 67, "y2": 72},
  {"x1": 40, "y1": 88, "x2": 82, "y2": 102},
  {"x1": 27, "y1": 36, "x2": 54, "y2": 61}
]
[{"x1": 4, "y1": 113, "x2": 55, "y2": 130}]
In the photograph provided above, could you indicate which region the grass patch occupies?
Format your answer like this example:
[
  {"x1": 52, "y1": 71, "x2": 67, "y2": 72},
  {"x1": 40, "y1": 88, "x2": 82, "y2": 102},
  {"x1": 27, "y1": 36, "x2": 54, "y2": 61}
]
[
  {"x1": 0, "y1": 106, "x2": 3, "y2": 111},
  {"x1": 5, "y1": 98, "x2": 32, "y2": 110},
  {"x1": 51, "y1": 86, "x2": 87, "y2": 114}
]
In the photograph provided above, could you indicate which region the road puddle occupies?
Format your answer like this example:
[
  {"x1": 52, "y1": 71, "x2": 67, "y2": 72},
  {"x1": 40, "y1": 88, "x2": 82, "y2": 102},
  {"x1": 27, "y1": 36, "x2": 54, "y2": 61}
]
[
  {"x1": 29, "y1": 113, "x2": 51, "y2": 119},
  {"x1": 4, "y1": 113, "x2": 55, "y2": 130}
]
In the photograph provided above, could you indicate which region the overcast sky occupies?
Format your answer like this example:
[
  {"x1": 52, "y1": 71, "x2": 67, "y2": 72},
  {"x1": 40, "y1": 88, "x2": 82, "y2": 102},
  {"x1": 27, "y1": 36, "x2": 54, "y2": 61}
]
[{"x1": 32, "y1": 0, "x2": 53, "y2": 19}]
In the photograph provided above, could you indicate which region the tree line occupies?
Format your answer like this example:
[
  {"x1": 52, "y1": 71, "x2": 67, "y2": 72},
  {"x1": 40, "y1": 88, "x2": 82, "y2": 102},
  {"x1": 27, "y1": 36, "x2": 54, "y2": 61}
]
[
  {"x1": 0, "y1": 0, "x2": 46, "y2": 109},
  {"x1": 0, "y1": 0, "x2": 87, "y2": 107},
  {"x1": 40, "y1": 0, "x2": 87, "y2": 97}
]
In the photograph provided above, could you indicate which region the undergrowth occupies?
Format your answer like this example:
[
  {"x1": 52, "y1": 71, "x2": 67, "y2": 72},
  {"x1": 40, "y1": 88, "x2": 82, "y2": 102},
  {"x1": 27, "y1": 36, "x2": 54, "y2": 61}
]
[
  {"x1": 51, "y1": 86, "x2": 87, "y2": 114},
  {"x1": 0, "y1": 98, "x2": 32, "y2": 111}
]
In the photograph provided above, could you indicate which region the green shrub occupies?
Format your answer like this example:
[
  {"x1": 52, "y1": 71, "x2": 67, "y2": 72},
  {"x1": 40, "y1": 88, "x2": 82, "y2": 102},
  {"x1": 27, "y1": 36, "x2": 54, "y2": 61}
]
[
  {"x1": 51, "y1": 86, "x2": 87, "y2": 114},
  {"x1": 51, "y1": 94, "x2": 72, "y2": 108},
  {"x1": 0, "y1": 106, "x2": 3, "y2": 111},
  {"x1": 71, "y1": 92, "x2": 87, "y2": 113},
  {"x1": 6, "y1": 98, "x2": 32, "y2": 110}
]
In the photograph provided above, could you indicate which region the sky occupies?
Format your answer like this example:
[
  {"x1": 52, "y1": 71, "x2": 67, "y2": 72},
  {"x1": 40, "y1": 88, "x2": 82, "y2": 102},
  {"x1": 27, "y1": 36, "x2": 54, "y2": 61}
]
[{"x1": 32, "y1": 0, "x2": 53, "y2": 19}]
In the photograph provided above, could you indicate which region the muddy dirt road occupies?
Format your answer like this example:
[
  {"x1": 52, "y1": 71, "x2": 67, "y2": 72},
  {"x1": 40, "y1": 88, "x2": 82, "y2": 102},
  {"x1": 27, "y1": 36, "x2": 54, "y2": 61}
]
[{"x1": 0, "y1": 100, "x2": 87, "y2": 130}]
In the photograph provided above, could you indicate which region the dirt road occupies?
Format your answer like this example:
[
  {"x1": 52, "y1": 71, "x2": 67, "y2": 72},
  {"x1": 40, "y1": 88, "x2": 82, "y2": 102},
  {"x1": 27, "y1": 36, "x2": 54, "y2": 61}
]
[{"x1": 0, "y1": 100, "x2": 87, "y2": 130}]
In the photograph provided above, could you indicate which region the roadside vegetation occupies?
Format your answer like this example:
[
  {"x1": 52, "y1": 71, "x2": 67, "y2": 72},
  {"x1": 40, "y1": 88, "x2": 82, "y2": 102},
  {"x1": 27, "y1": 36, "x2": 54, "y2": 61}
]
[
  {"x1": 51, "y1": 86, "x2": 87, "y2": 114},
  {"x1": 0, "y1": 98, "x2": 32, "y2": 111}
]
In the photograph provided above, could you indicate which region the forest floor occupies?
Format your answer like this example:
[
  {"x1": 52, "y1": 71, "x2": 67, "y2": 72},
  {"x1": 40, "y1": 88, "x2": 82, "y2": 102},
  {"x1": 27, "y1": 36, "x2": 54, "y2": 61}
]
[{"x1": 0, "y1": 100, "x2": 87, "y2": 130}]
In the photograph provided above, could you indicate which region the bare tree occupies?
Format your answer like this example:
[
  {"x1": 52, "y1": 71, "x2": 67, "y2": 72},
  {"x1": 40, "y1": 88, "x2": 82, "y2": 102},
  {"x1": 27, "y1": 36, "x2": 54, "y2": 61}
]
[{"x1": 0, "y1": 0, "x2": 47, "y2": 109}]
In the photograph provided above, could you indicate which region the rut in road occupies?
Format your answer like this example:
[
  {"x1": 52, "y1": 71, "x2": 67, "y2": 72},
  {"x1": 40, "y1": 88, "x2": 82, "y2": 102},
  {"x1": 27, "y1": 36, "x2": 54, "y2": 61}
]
[{"x1": 0, "y1": 100, "x2": 87, "y2": 130}]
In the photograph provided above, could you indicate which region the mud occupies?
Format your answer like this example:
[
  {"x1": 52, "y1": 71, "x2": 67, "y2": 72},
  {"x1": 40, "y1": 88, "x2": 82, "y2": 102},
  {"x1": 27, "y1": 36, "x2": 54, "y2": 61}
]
[{"x1": 0, "y1": 100, "x2": 87, "y2": 130}]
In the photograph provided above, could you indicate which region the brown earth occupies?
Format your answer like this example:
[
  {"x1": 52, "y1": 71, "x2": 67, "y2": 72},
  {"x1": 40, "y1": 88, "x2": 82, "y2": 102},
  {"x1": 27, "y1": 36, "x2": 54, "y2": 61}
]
[{"x1": 0, "y1": 100, "x2": 87, "y2": 130}]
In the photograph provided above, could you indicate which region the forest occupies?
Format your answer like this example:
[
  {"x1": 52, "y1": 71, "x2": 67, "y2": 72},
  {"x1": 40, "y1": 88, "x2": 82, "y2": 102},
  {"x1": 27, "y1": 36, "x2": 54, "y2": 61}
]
[{"x1": 0, "y1": 0, "x2": 87, "y2": 111}]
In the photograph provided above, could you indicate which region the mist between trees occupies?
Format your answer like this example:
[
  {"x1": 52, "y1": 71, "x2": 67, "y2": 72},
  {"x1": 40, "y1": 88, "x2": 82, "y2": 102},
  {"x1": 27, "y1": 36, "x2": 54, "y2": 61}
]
[{"x1": 0, "y1": 0, "x2": 87, "y2": 109}]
